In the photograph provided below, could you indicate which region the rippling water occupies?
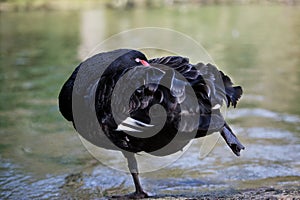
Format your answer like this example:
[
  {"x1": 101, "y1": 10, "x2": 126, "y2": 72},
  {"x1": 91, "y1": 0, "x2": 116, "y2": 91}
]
[{"x1": 0, "y1": 4, "x2": 300, "y2": 199}]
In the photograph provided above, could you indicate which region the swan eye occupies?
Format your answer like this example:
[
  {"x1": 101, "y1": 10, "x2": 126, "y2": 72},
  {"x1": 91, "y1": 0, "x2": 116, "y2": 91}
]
[{"x1": 135, "y1": 58, "x2": 150, "y2": 66}]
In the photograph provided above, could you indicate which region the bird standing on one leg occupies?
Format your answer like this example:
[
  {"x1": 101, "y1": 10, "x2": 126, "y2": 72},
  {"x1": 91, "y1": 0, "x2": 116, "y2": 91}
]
[{"x1": 58, "y1": 49, "x2": 244, "y2": 199}]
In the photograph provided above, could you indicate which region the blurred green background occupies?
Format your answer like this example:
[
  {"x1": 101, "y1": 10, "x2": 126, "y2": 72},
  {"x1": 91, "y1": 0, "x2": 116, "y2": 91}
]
[{"x1": 0, "y1": 0, "x2": 299, "y2": 199}]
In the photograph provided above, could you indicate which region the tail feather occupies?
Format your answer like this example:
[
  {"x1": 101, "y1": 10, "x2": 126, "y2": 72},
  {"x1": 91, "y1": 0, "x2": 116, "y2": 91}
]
[
  {"x1": 220, "y1": 71, "x2": 243, "y2": 108},
  {"x1": 231, "y1": 86, "x2": 243, "y2": 108}
]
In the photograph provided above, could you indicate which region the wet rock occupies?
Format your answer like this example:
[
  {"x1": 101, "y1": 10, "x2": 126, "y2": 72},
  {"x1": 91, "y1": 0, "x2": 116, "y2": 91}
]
[{"x1": 61, "y1": 172, "x2": 84, "y2": 188}]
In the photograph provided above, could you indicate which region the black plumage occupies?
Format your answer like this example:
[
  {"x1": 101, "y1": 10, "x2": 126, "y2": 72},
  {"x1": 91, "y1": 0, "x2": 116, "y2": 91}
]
[{"x1": 58, "y1": 49, "x2": 244, "y2": 199}]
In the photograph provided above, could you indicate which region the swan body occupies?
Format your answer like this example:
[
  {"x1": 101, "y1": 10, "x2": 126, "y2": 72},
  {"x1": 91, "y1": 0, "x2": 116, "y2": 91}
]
[{"x1": 58, "y1": 49, "x2": 244, "y2": 198}]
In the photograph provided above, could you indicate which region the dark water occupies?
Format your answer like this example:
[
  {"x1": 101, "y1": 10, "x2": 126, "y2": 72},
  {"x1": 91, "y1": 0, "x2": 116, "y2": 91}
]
[{"x1": 0, "y1": 5, "x2": 300, "y2": 199}]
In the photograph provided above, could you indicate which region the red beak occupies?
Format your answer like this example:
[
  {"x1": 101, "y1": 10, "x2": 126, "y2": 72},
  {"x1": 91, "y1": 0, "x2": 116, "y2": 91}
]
[{"x1": 140, "y1": 59, "x2": 150, "y2": 67}]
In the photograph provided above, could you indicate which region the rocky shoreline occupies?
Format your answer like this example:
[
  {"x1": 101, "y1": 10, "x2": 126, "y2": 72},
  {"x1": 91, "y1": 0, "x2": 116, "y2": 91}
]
[{"x1": 60, "y1": 172, "x2": 300, "y2": 200}]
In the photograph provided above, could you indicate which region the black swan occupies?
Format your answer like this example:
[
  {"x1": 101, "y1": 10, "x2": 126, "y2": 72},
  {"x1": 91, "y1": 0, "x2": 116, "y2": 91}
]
[{"x1": 58, "y1": 49, "x2": 244, "y2": 199}]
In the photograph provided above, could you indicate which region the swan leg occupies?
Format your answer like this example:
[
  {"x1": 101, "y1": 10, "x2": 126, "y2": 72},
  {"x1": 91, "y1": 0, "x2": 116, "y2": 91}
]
[
  {"x1": 220, "y1": 123, "x2": 245, "y2": 156},
  {"x1": 112, "y1": 152, "x2": 148, "y2": 199}
]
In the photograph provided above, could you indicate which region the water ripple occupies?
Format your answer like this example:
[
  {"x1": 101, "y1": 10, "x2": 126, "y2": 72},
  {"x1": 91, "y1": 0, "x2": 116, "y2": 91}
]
[{"x1": 227, "y1": 108, "x2": 300, "y2": 124}]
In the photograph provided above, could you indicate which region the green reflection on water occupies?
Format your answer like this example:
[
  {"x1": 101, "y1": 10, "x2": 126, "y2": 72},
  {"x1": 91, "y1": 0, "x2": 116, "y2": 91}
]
[
  {"x1": 0, "y1": 11, "x2": 88, "y2": 174},
  {"x1": 0, "y1": 5, "x2": 299, "y2": 194}
]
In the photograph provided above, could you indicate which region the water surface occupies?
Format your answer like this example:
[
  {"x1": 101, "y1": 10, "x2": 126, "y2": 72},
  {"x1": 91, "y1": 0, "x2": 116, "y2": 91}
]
[{"x1": 0, "y1": 5, "x2": 300, "y2": 199}]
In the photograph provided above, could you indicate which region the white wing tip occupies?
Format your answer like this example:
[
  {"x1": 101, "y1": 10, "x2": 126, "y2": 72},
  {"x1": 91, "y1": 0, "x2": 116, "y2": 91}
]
[{"x1": 116, "y1": 117, "x2": 154, "y2": 132}]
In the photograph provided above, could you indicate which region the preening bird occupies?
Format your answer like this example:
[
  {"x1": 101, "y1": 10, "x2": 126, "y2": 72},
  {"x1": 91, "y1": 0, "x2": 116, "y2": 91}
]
[{"x1": 58, "y1": 49, "x2": 244, "y2": 199}]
